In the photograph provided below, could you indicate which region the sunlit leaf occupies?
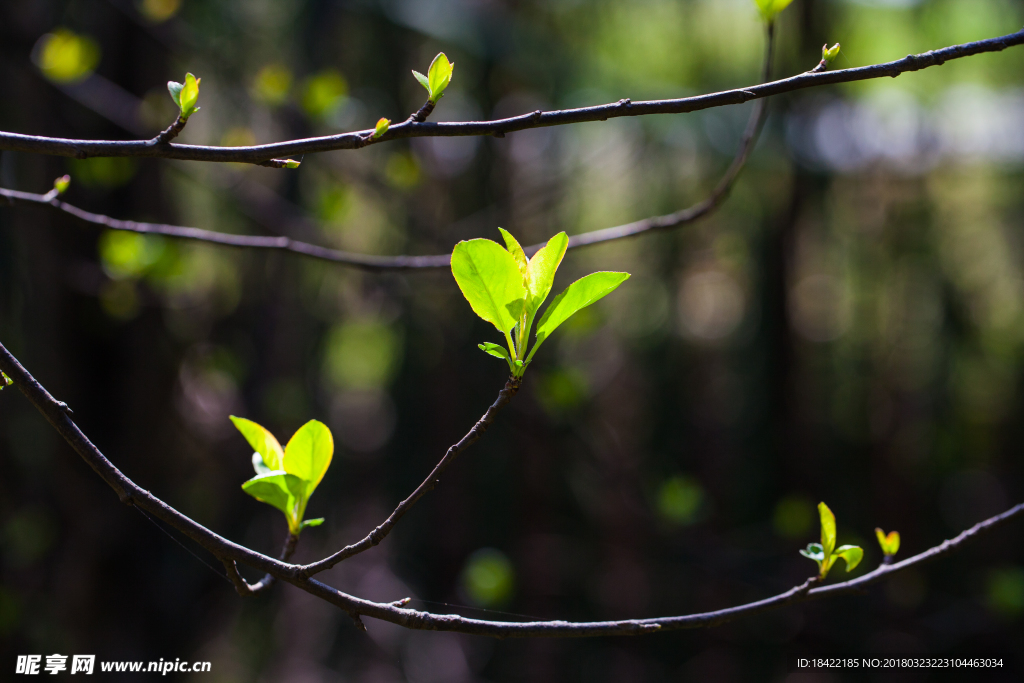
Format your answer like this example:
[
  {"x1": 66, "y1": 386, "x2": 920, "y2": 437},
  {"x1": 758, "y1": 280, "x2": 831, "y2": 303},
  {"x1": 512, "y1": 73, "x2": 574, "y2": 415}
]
[
  {"x1": 800, "y1": 542, "x2": 825, "y2": 563},
  {"x1": 834, "y1": 545, "x2": 864, "y2": 572},
  {"x1": 818, "y1": 501, "x2": 836, "y2": 558},
  {"x1": 412, "y1": 69, "x2": 430, "y2": 93},
  {"x1": 754, "y1": 0, "x2": 794, "y2": 22},
  {"x1": 179, "y1": 72, "x2": 201, "y2": 117},
  {"x1": 252, "y1": 453, "x2": 273, "y2": 475},
  {"x1": 167, "y1": 80, "x2": 183, "y2": 107},
  {"x1": 283, "y1": 419, "x2": 333, "y2": 494},
  {"x1": 300, "y1": 517, "x2": 325, "y2": 530},
  {"x1": 528, "y1": 272, "x2": 630, "y2": 361},
  {"x1": 524, "y1": 232, "x2": 568, "y2": 315},
  {"x1": 426, "y1": 52, "x2": 453, "y2": 102},
  {"x1": 230, "y1": 416, "x2": 284, "y2": 470},
  {"x1": 451, "y1": 238, "x2": 527, "y2": 334},
  {"x1": 241, "y1": 471, "x2": 306, "y2": 531},
  {"x1": 498, "y1": 228, "x2": 528, "y2": 284}
]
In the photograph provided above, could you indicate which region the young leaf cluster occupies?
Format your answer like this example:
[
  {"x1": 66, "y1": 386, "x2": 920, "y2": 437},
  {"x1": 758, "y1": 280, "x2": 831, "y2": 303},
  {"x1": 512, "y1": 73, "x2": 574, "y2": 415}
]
[
  {"x1": 412, "y1": 53, "x2": 454, "y2": 104},
  {"x1": 800, "y1": 502, "x2": 864, "y2": 579},
  {"x1": 0, "y1": 371, "x2": 11, "y2": 390},
  {"x1": 875, "y1": 527, "x2": 900, "y2": 557},
  {"x1": 452, "y1": 229, "x2": 629, "y2": 379},
  {"x1": 230, "y1": 417, "x2": 332, "y2": 535},
  {"x1": 167, "y1": 73, "x2": 201, "y2": 120}
]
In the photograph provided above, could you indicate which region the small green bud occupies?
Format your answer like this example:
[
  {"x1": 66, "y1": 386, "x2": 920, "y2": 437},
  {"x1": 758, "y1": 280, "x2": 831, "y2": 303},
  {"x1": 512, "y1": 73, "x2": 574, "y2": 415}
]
[
  {"x1": 284, "y1": 159, "x2": 301, "y2": 169},
  {"x1": 171, "y1": 72, "x2": 201, "y2": 118},
  {"x1": 875, "y1": 528, "x2": 900, "y2": 556},
  {"x1": 0, "y1": 371, "x2": 11, "y2": 389},
  {"x1": 373, "y1": 117, "x2": 390, "y2": 139},
  {"x1": 54, "y1": 174, "x2": 71, "y2": 194},
  {"x1": 822, "y1": 43, "x2": 841, "y2": 64}
]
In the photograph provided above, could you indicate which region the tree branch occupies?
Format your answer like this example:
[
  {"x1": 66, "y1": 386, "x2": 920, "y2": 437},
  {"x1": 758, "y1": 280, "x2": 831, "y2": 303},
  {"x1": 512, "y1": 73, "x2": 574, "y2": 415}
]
[
  {"x1": 1, "y1": 28, "x2": 1019, "y2": 164},
  {"x1": 0, "y1": 22, "x2": 777, "y2": 272},
  {"x1": 298, "y1": 377, "x2": 521, "y2": 578},
  {"x1": 2, "y1": 338, "x2": 1022, "y2": 637}
]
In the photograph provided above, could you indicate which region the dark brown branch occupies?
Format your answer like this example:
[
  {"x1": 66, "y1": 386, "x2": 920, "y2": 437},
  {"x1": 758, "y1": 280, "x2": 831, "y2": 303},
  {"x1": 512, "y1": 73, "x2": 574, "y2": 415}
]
[
  {"x1": 1, "y1": 338, "x2": 1022, "y2": 637},
  {"x1": 299, "y1": 378, "x2": 521, "y2": 578},
  {"x1": 0, "y1": 20, "x2": 773, "y2": 274},
  {"x1": 150, "y1": 115, "x2": 187, "y2": 145},
  {"x1": 1, "y1": 28, "x2": 1020, "y2": 164},
  {"x1": 245, "y1": 533, "x2": 299, "y2": 594}
]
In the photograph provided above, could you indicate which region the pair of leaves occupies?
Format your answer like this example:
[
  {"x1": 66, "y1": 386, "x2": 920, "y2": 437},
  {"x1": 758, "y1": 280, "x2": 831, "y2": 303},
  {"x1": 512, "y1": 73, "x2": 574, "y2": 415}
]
[
  {"x1": 875, "y1": 527, "x2": 900, "y2": 556},
  {"x1": 168, "y1": 73, "x2": 201, "y2": 119},
  {"x1": 799, "y1": 502, "x2": 864, "y2": 579},
  {"x1": 451, "y1": 229, "x2": 629, "y2": 378},
  {"x1": 231, "y1": 417, "x2": 333, "y2": 535},
  {"x1": 754, "y1": 0, "x2": 794, "y2": 22},
  {"x1": 413, "y1": 53, "x2": 453, "y2": 104}
]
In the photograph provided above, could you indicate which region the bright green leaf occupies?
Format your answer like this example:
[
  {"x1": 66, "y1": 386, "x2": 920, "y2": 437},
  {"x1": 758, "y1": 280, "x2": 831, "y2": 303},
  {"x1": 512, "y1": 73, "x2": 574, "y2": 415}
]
[
  {"x1": 823, "y1": 43, "x2": 841, "y2": 64},
  {"x1": 479, "y1": 342, "x2": 512, "y2": 361},
  {"x1": 0, "y1": 371, "x2": 11, "y2": 390},
  {"x1": 525, "y1": 232, "x2": 568, "y2": 315},
  {"x1": 834, "y1": 545, "x2": 864, "y2": 572},
  {"x1": 426, "y1": 52, "x2": 453, "y2": 103},
  {"x1": 283, "y1": 419, "x2": 334, "y2": 495},
  {"x1": 230, "y1": 416, "x2": 284, "y2": 470},
  {"x1": 529, "y1": 271, "x2": 630, "y2": 361},
  {"x1": 241, "y1": 471, "x2": 306, "y2": 531},
  {"x1": 179, "y1": 72, "x2": 200, "y2": 117},
  {"x1": 818, "y1": 502, "x2": 836, "y2": 558},
  {"x1": 300, "y1": 517, "x2": 325, "y2": 530},
  {"x1": 451, "y1": 238, "x2": 527, "y2": 334},
  {"x1": 498, "y1": 228, "x2": 528, "y2": 284},
  {"x1": 754, "y1": 0, "x2": 794, "y2": 22},
  {"x1": 412, "y1": 70, "x2": 429, "y2": 93},
  {"x1": 252, "y1": 452, "x2": 273, "y2": 475},
  {"x1": 167, "y1": 80, "x2": 183, "y2": 108}
]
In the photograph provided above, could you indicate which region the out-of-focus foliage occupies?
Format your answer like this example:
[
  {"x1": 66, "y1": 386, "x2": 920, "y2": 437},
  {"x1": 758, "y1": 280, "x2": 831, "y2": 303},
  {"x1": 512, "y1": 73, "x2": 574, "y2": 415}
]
[{"x1": 31, "y1": 28, "x2": 99, "y2": 84}]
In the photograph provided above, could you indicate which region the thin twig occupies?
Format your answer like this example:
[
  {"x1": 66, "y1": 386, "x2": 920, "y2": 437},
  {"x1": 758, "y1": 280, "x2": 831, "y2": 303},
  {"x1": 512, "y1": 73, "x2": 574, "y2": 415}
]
[
  {"x1": 0, "y1": 29, "x2": 1020, "y2": 164},
  {"x1": 0, "y1": 339, "x2": 1021, "y2": 636},
  {"x1": 0, "y1": 24, "x2": 776, "y2": 272},
  {"x1": 298, "y1": 378, "x2": 521, "y2": 578}
]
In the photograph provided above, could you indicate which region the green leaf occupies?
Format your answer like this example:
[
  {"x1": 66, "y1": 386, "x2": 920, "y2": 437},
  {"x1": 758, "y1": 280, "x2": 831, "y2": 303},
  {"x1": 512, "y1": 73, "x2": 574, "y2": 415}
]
[
  {"x1": 300, "y1": 517, "x2": 325, "y2": 530},
  {"x1": 833, "y1": 545, "x2": 864, "y2": 572},
  {"x1": 528, "y1": 271, "x2": 630, "y2": 362},
  {"x1": 451, "y1": 238, "x2": 527, "y2": 334},
  {"x1": 754, "y1": 0, "x2": 794, "y2": 21},
  {"x1": 412, "y1": 70, "x2": 430, "y2": 93},
  {"x1": 426, "y1": 52, "x2": 453, "y2": 103},
  {"x1": 167, "y1": 80, "x2": 183, "y2": 108},
  {"x1": 283, "y1": 419, "x2": 334, "y2": 495},
  {"x1": 373, "y1": 117, "x2": 390, "y2": 139},
  {"x1": 179, "y1": 72, "x2": 200, "y2": 117},
  {"x1": 0, "y1": 371, "x2": 11, "y2": 390},
  {"x1": 524, "y1": 232, "x2": 568, "y2": 315},
  {"x1": 875, "y1": 528, "x2": 900, "y2": 556},
  {"x1": 823, "y1": 43, "x2": 841, "y2": 64},
  {"x1": 818, "y1": 502, "x2": 836, "y2": 558},
  {"x1": 230, "y1": 416, "x2": 284, "y2": 470},
  {"x1": 479, "y1": 342, "x2": 514, "y2": 373},
  {"x1": 252, "y1": 452, "x2": 273, "y2": 475},
  {"x1": 241, "y1": 471, "x2": 306, "y2": 532},
  {"x1": 498, "y1": 228, "x2": 528, "y2": 284}
]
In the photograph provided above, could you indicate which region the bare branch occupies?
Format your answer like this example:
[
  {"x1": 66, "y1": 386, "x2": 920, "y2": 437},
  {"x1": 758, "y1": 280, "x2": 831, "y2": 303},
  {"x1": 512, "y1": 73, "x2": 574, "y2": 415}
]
[
  {"x1": 2, "y1": 337, "x2": 1022, "y2": 637},
  {"x1": 1, "y1": 29, "x2": 1020, "y2": 164},
  {"x1": 299, "y1": 378, "x2": 521, "y2": 578},
  {"x1": 0, "y1": 22, "x2": 774, "y2": 273}
]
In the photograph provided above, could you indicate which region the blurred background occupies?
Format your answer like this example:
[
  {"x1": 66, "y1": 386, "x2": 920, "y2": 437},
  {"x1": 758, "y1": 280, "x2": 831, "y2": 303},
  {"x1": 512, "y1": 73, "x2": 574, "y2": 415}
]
[{"x1": 2, "y1": 0, "x2": 1024, "y2": 680}]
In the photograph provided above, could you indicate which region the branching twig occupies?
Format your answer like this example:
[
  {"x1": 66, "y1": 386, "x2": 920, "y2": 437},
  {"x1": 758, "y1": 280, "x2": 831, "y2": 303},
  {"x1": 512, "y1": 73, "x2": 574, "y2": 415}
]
[
  {"x1": 0, "y1": 24, "x2": 775, "y2": 273},
  {"x1": 1, "y1": 29, "x2": 1020, "y2": 164},
  {"x1": 298, "y1": 378, "x2": 521, "y2": 578},
  {"x1": 2, "y1": 338, "x2": 1022, "y2": 637}
]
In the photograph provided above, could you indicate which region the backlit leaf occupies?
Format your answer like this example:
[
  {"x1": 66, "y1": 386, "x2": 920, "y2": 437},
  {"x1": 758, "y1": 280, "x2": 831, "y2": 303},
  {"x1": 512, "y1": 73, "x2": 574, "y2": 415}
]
[
  {"x1": 452, "y1": 238, "x2": 527, "y2": 334},
  {"x1": 412, "y1": 70, "x2": 429, "y2": 93},
  {"x1": 529, "y1": 271, "x2": 629, "y2": 361},
  {"x1": 818, "y1": 502, "x2": 836, "y2": 558},
  {"x1": 230, "y1": 416, "x2": 284, "y2": 470},
  {"x1": 283, "y1": 419, "x2": 334, "y2": 494},
  {"x1": 524, "y1": 231, "x2": 568, "y2": 315},
  {"x1": 834, "y1": 545, "x2": 864, "y2": 572},
  {"x1": 426, "y1": 52, "x2": 453, "y2": 102},
  {"x1": 498, "y1": 228, "x2": 528, "y2": 284},
  {"x1": 241, "y1": 471, "x2": 306, "y2": 531}
]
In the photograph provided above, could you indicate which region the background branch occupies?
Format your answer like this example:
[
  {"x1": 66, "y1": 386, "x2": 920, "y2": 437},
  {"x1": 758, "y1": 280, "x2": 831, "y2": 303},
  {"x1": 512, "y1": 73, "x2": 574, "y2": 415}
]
[
  {"x1": 0, "y1": 29, "x2": 1019, "y2": 164},
  {"x1": 1, "y1": 338, "x2": 1020, "y2": 638}
]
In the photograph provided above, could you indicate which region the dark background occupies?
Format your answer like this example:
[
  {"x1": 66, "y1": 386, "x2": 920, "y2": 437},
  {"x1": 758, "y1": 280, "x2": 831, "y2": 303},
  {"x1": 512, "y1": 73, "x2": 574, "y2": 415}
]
[{"x1": 1, "y1": 0, "x2": 1023, "y2": 681}]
